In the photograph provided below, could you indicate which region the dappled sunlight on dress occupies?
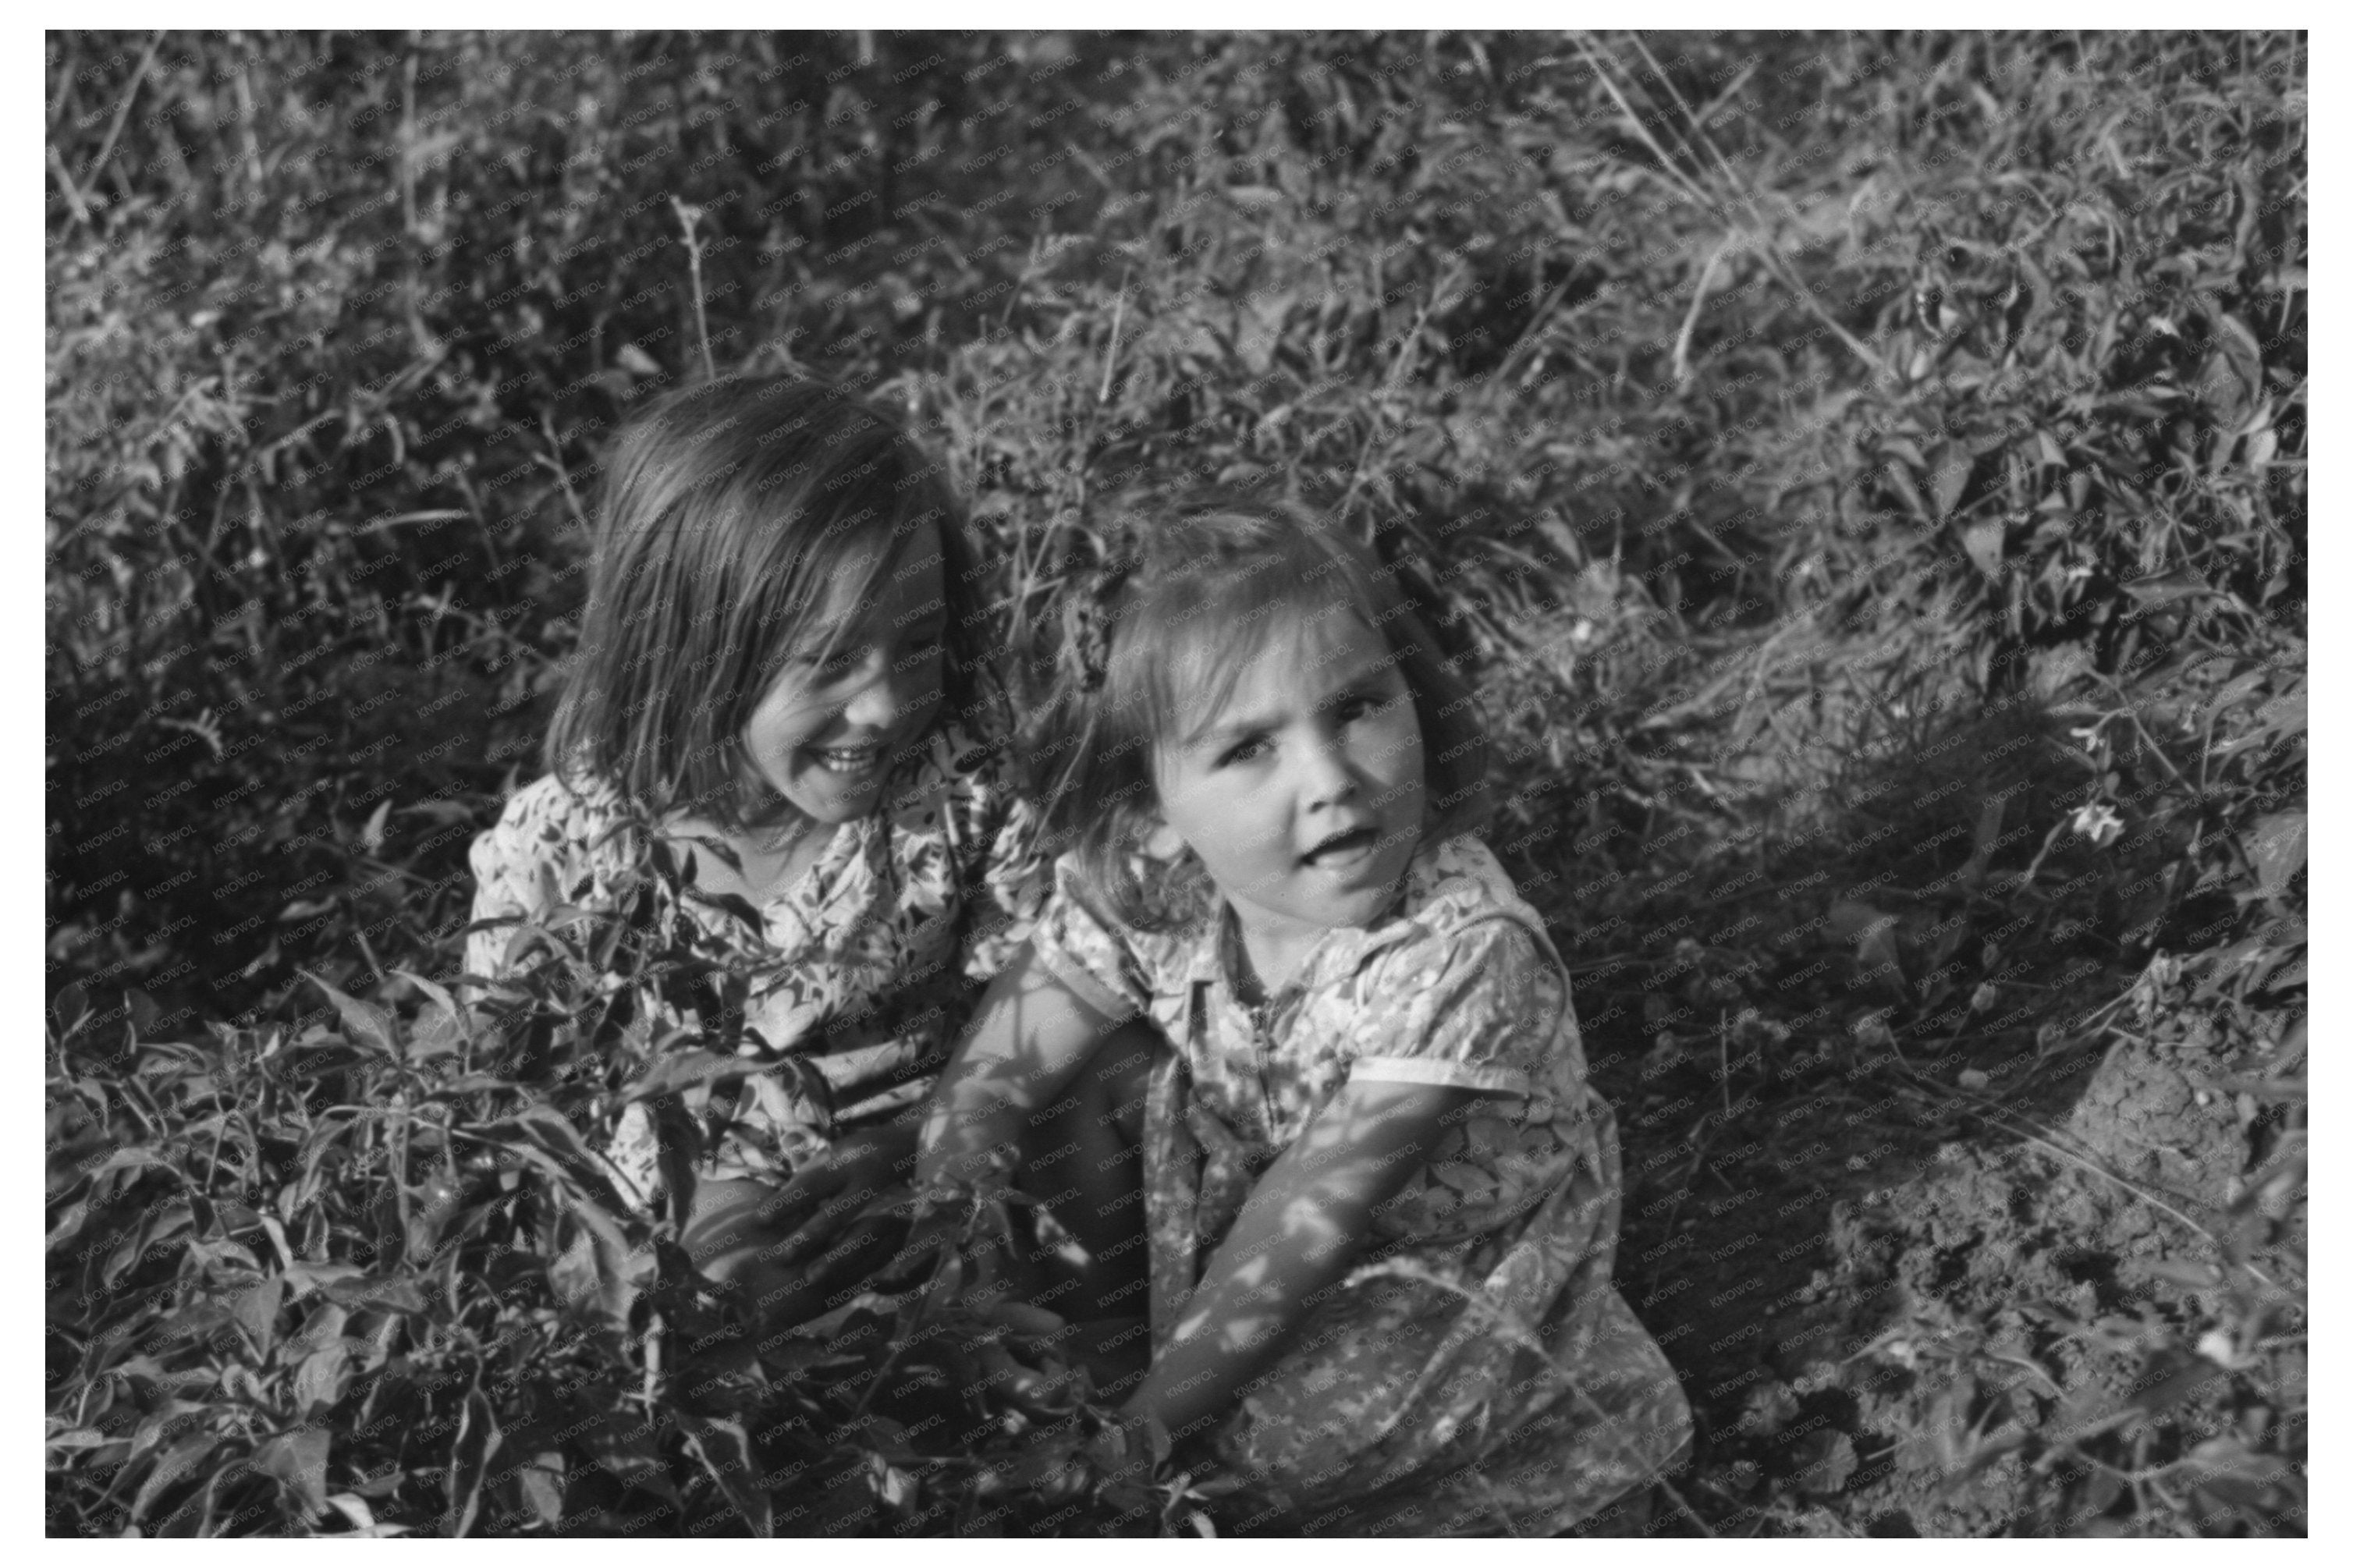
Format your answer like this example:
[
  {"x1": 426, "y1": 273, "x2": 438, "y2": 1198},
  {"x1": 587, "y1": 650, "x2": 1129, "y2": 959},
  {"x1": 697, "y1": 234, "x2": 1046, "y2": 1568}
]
[{"x1": 1027, "y1": 835, "x2": 1694, "y2": 1534}]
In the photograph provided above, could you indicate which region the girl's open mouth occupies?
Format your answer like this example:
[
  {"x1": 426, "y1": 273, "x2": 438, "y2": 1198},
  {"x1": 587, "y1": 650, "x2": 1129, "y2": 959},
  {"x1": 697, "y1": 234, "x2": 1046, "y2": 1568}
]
[
  {"x1": 1301, "y1": 825, "x2": 1379, "y2": 868},
  {"x1": 810, "y1": 744, "x2": 883, "y2": 777}
]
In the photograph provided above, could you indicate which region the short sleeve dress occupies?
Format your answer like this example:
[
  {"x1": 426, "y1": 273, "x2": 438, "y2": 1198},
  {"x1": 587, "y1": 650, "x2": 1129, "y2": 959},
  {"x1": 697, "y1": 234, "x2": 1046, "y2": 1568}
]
[
  {"x1": 465, "y1": 723, "x2": 1049, "y2": 1212},
  {"x1": 1025, "y1": 834, "x2": 1693, "y2": 1536}
]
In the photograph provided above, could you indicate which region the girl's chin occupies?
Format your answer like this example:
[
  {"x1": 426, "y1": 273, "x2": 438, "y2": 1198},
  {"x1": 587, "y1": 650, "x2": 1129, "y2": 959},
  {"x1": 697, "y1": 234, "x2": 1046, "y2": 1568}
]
[
  {"x1": 797, "y1": 777, "x2": 884, "y2": 814},
  {"x1": 767, "y1": 766, "x2": 888, "y2": 825},
  {"x1": 1315, "y1": 888, "x2": 1404, "y2": 926},
  {"x1": 1300, "y1": 839, "x2": 1417, "y2": 897},
  {"x1": 1272, "y1": 875, "x2": 1410, "y2": 931}
]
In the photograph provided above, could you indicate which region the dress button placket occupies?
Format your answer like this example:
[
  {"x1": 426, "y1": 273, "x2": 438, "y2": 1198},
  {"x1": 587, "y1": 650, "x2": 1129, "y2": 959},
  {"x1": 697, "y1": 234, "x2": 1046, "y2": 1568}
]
[{"x1": 1249, "y1": 999, "x2": 1282, "y2": 1143}]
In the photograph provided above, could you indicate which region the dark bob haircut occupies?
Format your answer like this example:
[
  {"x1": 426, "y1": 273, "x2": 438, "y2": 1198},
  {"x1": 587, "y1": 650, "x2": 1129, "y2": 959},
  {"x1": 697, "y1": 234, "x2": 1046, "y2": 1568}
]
[
  {"x1": 545, "y1": 374, "x2": 989, "y2": 830},
  {"x1": 1025, "y1": 495, "x2": 1490, "y2": 932}
]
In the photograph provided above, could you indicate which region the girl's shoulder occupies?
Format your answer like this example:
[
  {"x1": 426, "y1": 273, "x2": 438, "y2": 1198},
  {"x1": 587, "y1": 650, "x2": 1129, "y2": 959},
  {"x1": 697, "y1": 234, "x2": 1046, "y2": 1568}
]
[
  {"x1": 500, "y1": 766, "x2": 634, "y2": 843},
  {"x1": 467, "y1": 768, "x2": 648, "y2": 976},
  {"x1": 473, "y1": 767, "x2": 643, "y2": 885},
  {"x1": 1027, "y1": 850, "x2": 1210, "y2": 1007},
  {"x1": 1332, "y1": 835, "x2": 1562, "y2": 992},
  {"x1": 1319, "y1": 835, "x2": 1578, "y2": 1081},
  {"x1": 1396, "y1": 835, "x2": 1549, "y2": 942}
]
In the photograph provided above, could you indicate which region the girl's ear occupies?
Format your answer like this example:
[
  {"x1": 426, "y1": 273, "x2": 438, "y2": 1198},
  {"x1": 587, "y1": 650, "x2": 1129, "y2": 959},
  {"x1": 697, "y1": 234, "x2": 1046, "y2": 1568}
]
[{"x1": 1141, "y1": 817, "x2": 1187, "y2": 862}]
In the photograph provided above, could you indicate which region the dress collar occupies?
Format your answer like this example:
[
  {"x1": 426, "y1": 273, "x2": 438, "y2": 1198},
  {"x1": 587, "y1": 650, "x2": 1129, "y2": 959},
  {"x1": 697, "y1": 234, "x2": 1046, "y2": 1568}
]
[{"x1": 1195, "y1": 859, "x2": 1428, "y2": 1006}]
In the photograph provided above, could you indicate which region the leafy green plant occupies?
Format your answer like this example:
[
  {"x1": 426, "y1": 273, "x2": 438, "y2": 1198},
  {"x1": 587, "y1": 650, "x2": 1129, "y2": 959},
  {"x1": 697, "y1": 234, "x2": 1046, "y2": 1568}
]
[
  {"x1": 45, "y1": 829, "x2": 1222, "y2": 1538},
  {"x1": 48, "y1": 29, "x2": 2305, "y2": 1538}
]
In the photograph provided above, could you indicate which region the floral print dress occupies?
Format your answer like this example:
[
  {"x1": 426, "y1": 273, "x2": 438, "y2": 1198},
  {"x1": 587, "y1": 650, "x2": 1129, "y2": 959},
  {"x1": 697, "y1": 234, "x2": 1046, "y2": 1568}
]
[
  {"x1": 466, "y1": 725, "x2": 1050, "y2": 1212},
  {"x1": 1025, "y1": 835, "x2": 1693, "y2": 1535}
]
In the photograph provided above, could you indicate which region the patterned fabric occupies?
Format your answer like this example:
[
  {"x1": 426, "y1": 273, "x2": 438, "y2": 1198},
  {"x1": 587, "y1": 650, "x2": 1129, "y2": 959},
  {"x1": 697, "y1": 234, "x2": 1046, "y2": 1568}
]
[
  {"x1": 1027, "y1": 835, "x2": 1693, "y2": 1534},
  {"x1": 466, "y1": 723, "x2": 1050, "y2": 1210}
]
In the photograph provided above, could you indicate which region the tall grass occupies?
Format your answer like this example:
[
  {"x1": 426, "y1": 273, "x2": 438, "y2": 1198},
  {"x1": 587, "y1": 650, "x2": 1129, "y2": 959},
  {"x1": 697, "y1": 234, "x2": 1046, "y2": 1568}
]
[{"x1": 48, "y1": 31, "x2": 2303, "y2": 1536}]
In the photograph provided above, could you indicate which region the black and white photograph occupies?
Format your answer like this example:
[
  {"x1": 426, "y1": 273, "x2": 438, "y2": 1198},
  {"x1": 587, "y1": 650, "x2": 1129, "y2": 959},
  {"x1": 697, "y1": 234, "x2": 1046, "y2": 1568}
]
[{"x1": 43, "y1": 25, "x2": 2310, "y2": 1538}]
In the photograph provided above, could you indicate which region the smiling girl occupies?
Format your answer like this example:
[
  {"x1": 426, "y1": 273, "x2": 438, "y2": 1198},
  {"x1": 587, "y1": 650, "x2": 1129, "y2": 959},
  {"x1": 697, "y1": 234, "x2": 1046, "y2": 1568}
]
[
  {"x1": 465, "y1": 374, "x2": 1111, "y2": 1323},
  {"x1": 916, "y1": 497, "x2": 1692, "y2": 1534}
]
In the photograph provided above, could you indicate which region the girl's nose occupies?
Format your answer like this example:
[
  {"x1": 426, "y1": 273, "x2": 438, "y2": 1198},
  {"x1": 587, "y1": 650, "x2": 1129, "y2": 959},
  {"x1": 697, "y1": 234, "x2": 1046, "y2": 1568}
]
[
  {"x1": 840, "y1": 657, "x2": 904, "y2": 731},
  {"x1": 1295, "y1": 730, "x2": 1359, "y2": 807}
]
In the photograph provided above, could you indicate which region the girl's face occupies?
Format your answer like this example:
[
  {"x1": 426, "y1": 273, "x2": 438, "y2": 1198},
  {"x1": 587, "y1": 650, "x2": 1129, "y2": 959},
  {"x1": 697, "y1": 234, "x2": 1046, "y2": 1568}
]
[
  {"x1": 740, "y1": 525, "x2": 947, "y2": 825},
  {"x1": 1149, "y1": 600, "x2": 1427, "y2": 973}
]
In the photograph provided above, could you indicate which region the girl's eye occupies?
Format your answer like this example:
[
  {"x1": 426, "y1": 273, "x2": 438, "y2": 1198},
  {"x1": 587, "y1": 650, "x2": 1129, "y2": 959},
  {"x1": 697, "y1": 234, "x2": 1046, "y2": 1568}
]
[
  {"x1": 1217, "y1": 736, "x2": 1267, "y2": 768},
  {"x1": 892, "y1": 636, "x2": 946, "y2": 674},
  {"x1": 806, "y1": 646, "x2": 867, "y2": 680}
]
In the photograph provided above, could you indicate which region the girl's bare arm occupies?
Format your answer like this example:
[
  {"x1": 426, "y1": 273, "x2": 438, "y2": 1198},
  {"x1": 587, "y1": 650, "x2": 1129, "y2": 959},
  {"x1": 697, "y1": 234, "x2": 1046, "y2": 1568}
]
[
  {"x1": 1119, "y1": 1078, "x2": 1477, "y2": 1442},
  {"x1": 915, "y1": 943, "x2": 1134, "y2": 1189}
]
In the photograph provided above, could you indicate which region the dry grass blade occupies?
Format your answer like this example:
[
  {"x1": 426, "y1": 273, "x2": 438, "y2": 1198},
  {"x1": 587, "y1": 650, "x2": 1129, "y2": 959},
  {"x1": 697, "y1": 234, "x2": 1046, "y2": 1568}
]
[
  {"x1": 1925, "y1": 1073, "x2": 2291, "y2": 1293},
  {"x1": 75, "y1": 30, "x2": 165, "y2": 199},
  {"x1": 44, "y1": 31, "x2": 2302, "y2": 1538},
  {"x1": 1578, "y1": 30, "x2": 1890, "y2": 381},
  {"x1": 1348, "y1": 1258, "x2": 1715, "y2": 1540}
]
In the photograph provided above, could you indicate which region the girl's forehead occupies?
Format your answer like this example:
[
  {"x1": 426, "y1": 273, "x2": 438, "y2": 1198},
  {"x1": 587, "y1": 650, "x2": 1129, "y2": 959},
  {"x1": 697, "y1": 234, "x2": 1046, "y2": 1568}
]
[
  {"x1": 1255, "y1": 596, "x2": 1381, "y2": 663},
  {"x1": 1164, "y1": 597, "x2": 1391, "y2": 738},
  {"x1": 800, "y1": 521, "x2": 945, "y2": 636}
]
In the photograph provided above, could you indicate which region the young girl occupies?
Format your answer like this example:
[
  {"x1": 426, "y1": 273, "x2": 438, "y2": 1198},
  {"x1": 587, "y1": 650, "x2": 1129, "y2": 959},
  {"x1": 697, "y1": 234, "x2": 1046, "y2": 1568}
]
[
  {"x1": 917, "y1": 498, "x2": 1692, "y2": 1535},
  {"x1": 466, "y1": 374, "x2": 1129, "y2": 1321}
]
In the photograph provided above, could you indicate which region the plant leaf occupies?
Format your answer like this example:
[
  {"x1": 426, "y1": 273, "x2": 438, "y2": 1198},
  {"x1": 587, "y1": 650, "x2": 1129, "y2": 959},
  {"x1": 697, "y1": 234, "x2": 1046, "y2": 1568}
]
[
  {"x1": 2131, "y1": 1359, "x2": 2223, "y2": 1416},
  {"x1": 550, "y1": 1201, "x2": 652, "y2": 1331},
  {"x1": 252, "y1": 1425, "x2": 332, "y2": 1521},
  {"x1": 304, "y1": 971, "x2": 399, "y2": 1059},
  {"x1": 318, "y1": 1274, "x2": 428, "y2": 1314},
  {"x1": 2186, "y1": 1435, "x2": 2294, "y2": 1507},
  {"x1": 1958, "y1": 516, "x2": 2005, "y2": 580},
  {"x1": 674, "y1": 1411, "x2": 772, "y2": 1536},
  {"x1": 445, "y1": 1389, "x2": 501, "y2": 1538},
  {"x1": 130, "y1": 1431, "x2": 218, "y2": 1524},
  {"x1": 2247, "y1": 812, "x2": 2305, "y2": 900},
  {"x1": 1929, "y1": 443, "x2": 1970, "y2": 518},
  {"x1": 227, "y1": 1273, "x2": 285, "y2": 1359},
  {"x1": 580, "y1": 1411, "x2": 679, "y2": 1502},
  {"x1": 293, "y1": 1343, "x2": 352, "y2": 1417},
  {"x1": 517, "y1": 1451, "x2": 566, "y2": 1528}
]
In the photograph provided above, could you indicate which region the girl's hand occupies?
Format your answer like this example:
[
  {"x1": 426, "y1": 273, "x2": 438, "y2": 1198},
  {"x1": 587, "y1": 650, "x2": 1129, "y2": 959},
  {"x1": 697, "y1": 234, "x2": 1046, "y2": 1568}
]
[
  {"x1": 738, "y1": 1211, "x2": 907, "y2": 1328},
  {"x1": 972, "y1": 1409, "x2": 1166, "y2": 1506},
  {"x1": 1085, "y1": 1408, "x2": 1169, "y2": 1489},
  {"x1": 681, "y1": 1121, "x2": 914, "y2": 1310},
  {"x1": 871, "y1": 1155, "x2": 1027, "y2": 1300}
]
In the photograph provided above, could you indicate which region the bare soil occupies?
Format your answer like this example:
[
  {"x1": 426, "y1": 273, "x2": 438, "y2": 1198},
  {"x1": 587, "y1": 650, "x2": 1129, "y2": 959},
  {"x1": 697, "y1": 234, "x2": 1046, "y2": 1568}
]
[{"x1": 1595, "y1": 1002, "x2": 2305, "y2": 1537}]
